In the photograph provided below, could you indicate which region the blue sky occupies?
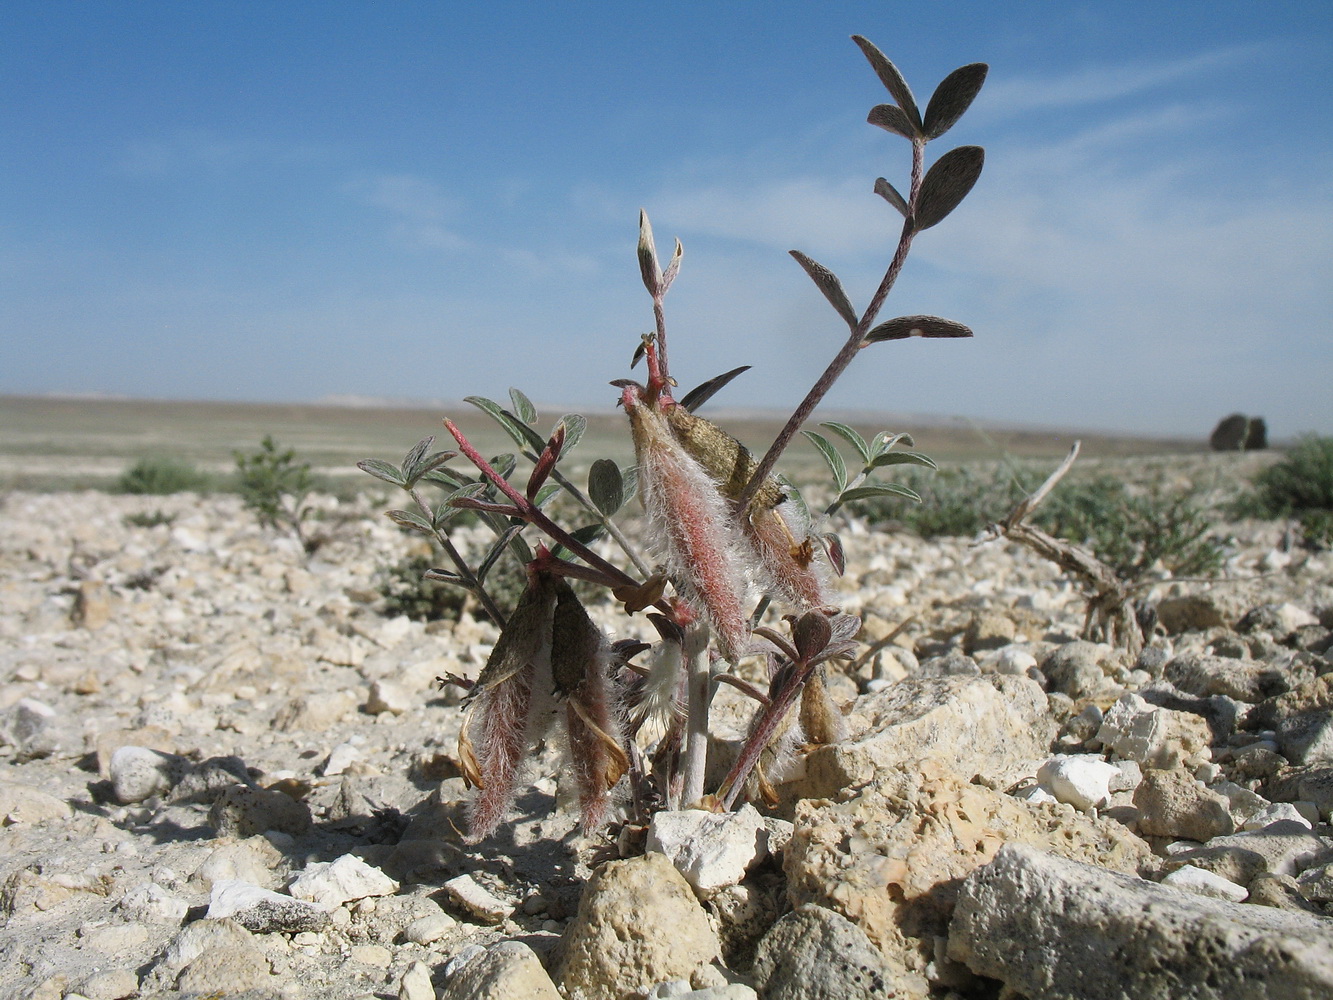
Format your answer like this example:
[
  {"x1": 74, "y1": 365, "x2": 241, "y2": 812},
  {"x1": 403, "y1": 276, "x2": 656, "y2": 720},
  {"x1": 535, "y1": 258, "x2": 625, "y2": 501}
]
[{"x1": 3, "y1": 1, "x2": 1331, "y2": 437}]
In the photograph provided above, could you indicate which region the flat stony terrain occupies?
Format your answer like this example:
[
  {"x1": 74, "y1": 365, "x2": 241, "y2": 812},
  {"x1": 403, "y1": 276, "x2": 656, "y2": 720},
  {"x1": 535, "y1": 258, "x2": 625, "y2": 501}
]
[{"x1": 2, "y1": 459, "x2": 1332, "y2": 999}]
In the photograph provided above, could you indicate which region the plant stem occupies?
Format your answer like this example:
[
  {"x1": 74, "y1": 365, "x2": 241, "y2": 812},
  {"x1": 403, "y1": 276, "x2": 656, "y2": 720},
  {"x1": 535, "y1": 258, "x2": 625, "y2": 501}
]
[
  {"x1": 445, "y1": 419, "x2": 641, "y2": 592},
  {"x1": 408, "y1": 486, "x2": 508, "y2": 627},
  {"x1": 736, "y1": 138, "x2": 926, "y2": 515},
  {"x1": 680, "y1": 621, "x2": 712, "y2": 808}
]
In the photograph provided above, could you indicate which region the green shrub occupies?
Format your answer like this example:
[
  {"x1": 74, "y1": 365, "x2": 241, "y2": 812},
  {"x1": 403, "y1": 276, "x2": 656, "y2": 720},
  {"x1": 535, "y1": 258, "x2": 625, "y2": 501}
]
[
  {"x1": 115, "y1": 457, "x2": 211, "y2": 495},
  {"x1": 857, "y1": 465, "x2": 1224, "y2": 581},
  {"x1": 234, "y1": 435, "x2": 315, "y2": 550},
  {"x1": 123, "y1": 510, "x2": 176, "y2": 528},
  {"x1": 1035, "y1": 475, "x2": 1224, "y2": 581},
  {"x1": 1249, "y1": 435, "x2": 1333, "y2": 546},
  {"x1": 376, "y1": 552, "x2": 527, "y2": 622}
]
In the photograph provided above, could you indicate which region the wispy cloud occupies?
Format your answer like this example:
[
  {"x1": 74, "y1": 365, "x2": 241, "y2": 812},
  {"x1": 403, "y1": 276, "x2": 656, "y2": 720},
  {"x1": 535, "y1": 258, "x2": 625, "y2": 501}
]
[
  {"x1": 352, "y1": 173, "x2": 469, "y2": 251},
  {"x1": 976, "y1": 44, "x2": 1269, "y2": 117}
]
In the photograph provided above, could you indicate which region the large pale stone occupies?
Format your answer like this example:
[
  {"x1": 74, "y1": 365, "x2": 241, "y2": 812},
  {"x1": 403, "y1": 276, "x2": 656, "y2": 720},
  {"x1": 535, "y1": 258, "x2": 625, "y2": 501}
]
[
  {"x1": 647, "y1": 805, "x2": 768, "y2": 893},
  {"x1": 784, "y1": 761, "x2": 1155, "y2": 995},
  {"x1": 1133, "y1": 768, "x2": 1235, "y2": 841},
  {"x1": 440, "y1": 941, "x2": 560, "y2": 1000},
  {"x1": 791, "y1": 675, "x2": 1053, "y2": 799},
  {"x1": 288, "y1": 854, "x2": 398, "y2": 911},
  {"x1": 558, "y1": 852, "x2": 720, "y2": 1000},
  {"x1": 1096, "y1": 692, "x2": 1212, "y2": 768},
  {"x1": 948, "y1": 843, "x2": 1333, "y2": 999}
]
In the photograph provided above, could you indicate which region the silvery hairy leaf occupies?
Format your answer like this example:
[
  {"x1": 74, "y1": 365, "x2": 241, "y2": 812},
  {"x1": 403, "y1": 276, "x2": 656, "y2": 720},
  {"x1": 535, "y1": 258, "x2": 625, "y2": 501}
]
[
  {"x1": 923, "y1": 62, "x2": 988, "y2": 140},
  {"x1": 679, "y1": 365, "x2": 751, "y2": 412},
  {"x1": 820, "y1": 421, "x2": 871, "y2": 464},
  {"x1": 387, "y1": 508, "x2": 434, "y2": 534},
  {"x1": 588, "y1": 459, "x2": 625, "y2": 517},
  {"x1": 874, "y1": 177, "x2": 909, "y2": 217},
  {"x1": 509, "y1": 387, "x2": 537, "y2": 425},
  {"x1": 638, "y1": 209, "x2": 660, "y2": 296},
  {"x1": 802, "y1": 430, "x2": 848, "y2": 493},
  {"x1": 852, "y1": 35, "x2": 921, "y2": 131},
  {"x1": 869, "y1": 451, "x2": 937, "y2": 471},
  {"x1": 357, "y1": 458, "x2": 404, "y2": 488},
  {"x1": 789, "y1": 251, "x2": 859, "y2": 329},
  {"x1": 838, "y1": 482, "x2": 922, "y2": 503},
  {"x1": 914, "y1": 145, "x2": 984, "y2": 231},
  {"x1": 465, "y1": 396, "x2": 546, "y2": 451},
  {"x1": 867, "y1": 103, "x2": 918, "y2": 140},
  {"x1": 864, "y1": 314, "x2": 974, "y2": 343}
]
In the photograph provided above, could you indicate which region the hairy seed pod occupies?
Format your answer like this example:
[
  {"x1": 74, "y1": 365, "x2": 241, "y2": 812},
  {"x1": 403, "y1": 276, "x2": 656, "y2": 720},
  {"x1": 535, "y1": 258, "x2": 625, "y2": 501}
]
[
  {"x1": 550, "y1": 578, "x2": 629, "y2": 832},
  {"x1": 666, "y1": 405, "x2": 828, "y2": 607},
  {"x1": 622, "y1": 383, "x2": 750, "y2": 661}
]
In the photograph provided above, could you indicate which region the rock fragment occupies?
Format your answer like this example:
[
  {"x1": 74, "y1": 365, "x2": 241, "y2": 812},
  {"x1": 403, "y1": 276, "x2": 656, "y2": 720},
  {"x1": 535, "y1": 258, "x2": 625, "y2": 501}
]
[
  {"x1": 948, "y1": 842, "x2": 1333, "y2": 999},
  {"x1": 558, "y1": 852, "x2": 720, "y2": 1000},
  {"x1": 752, "y1": 904, "x2": 902, "y2": 1000},
  {"x1": 206, "y1": 878, "x2": 329, "y2": 933},
  {"x1": 440, "y1": 940, "x2": 560, "y2": 1000},
  {"x1": 442, "y1": 873, "x2": 513, "y2": 924},
  {"x1": 1132, "y1": 767, "x2": 1235, "y2": 841},
  {"x1": 647, "y1": 804, "x2": 769, "y2": 893},
  {"x1": 288, "y1": 854, "x2": 398, "y2": 911}
]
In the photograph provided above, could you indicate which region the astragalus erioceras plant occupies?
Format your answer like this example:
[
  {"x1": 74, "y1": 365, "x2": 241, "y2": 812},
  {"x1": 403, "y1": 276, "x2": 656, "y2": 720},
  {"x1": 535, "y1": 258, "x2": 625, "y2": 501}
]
[{"x1": 359, "y1": 36, "x2": 987, "y2": 843}]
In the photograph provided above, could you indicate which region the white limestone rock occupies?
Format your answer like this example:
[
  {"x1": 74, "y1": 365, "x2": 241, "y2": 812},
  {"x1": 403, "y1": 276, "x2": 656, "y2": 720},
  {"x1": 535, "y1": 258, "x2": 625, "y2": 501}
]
[
  {"x1": 647, "y1": 804, "x2": 768, "y2": 893},
  {"x1": 288, "y1": 854, "x2": 399, "y2": 912}
]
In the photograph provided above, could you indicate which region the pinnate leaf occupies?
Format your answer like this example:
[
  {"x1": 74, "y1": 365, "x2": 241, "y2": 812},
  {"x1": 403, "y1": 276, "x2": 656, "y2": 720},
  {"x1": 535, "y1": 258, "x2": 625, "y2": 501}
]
[
  {"x1": 556, "y1": 413, "x2": 587, "y2": 452},
  {"x1": 387, "y1": 509, "x2": 434, "y2": 534},
  {"x1": 864, "y1": 315, "x2": 974, "y2": 343},
  {"x1": 465, "y1": 396, "x2": 546, "y2": 450},
  {"x1": 914, "y1": 145, "x2": 984, "y2": 231},
  {"x1": 923, "y1": 63, "x2": 988, "y2": 139}
]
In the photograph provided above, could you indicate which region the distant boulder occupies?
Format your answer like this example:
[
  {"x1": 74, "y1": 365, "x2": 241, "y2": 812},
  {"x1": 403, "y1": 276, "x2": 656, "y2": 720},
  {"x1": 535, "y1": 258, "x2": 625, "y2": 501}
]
[{"x1": 1210, "y1": 414, "x2": 1267, "y2": 451}]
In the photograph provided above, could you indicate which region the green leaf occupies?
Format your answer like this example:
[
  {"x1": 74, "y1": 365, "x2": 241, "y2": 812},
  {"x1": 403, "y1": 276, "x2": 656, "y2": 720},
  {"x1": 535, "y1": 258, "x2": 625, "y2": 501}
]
[
  {"x1": 789, "y1": 251, "x2": 858, "y2": 329},
  {"x1": 489, "y1": 453, "x2": 518, "y2": 481},
  {"x1": 870, "y1": 451, "x2": 937, "y2": 471},
  {"x1": 402, "y1": 437, "x2": 434, "y2": 477},
  {"x1": 533, "y1": 483, "x2": 562, "y2": 508},
  {"x1": 465, "y1": 396, "x2": 546, "y2": 450},
  {"x1": 660, "y1": 237, "x2": 683, "y2": 295},
  {"x1": 852, "y1": 36, "x2": 921, "y2": 131},
  {"x1": 867, "y1": 103, "x2": 918, "y2": 140},
  {"x1": 680, "y1": 365, "x2": 751, "y2": 412},
  {"x1": 477, "y1": 525, "x2": 524, "y2": 583},
  {"x1": 820, "y1": 421, "x2": 871, "y2": 464},
  {"x1": 874, "y1": 177, "x2": 909, "y2": 217},
  {"x1": 864, "y1": 315, "x2": 974, "y2": 343},
  {"x1": 802, "y1": 430, "x2": 848, "y2": 493},
  {"x1": 386, "y1": 508, "x2": 434, "y2": 534},
  {"x1": 422, "y1": 467, "x2": 468, "y2": 489},
  {"x1": 638, "y1": 209, "x2": 661, "y2": 296},
  {"x1": 914, "y1": 146, "x2": 984, "y2": 231},
  {"x1": 620, "y1": 465, "x2": 640, "y2": 507},
  {"x1": 923, "y1": 63, "x2": 988, "y2": 140},
  {"x1": 357, "y1": 458, "x2": 405, "y2": 488},
  {"x1": 556, "y1": 413, "x2": 587, "y2": 453},
  {"x1": 588, "y1": 459, "x2": 625, "y2": 516},
  {"x1": 509, "y1": 387, "x2": 538, "y2": 425},
  {"x1": 872, "y1": 431, "x2": 916, "y2": 457},
  {"x1": 552, "y1": 523, "x2": 606, "y2": 560},
  {"x1": 839, "y1": 483, "x2": 922, "y2": 504}
]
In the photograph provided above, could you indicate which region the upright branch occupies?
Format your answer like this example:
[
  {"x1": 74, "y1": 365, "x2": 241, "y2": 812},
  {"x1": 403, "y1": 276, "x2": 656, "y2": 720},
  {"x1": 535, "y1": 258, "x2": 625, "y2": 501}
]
[{"x1": 736, "y1": 38, "x2": 987, "y2": 513}]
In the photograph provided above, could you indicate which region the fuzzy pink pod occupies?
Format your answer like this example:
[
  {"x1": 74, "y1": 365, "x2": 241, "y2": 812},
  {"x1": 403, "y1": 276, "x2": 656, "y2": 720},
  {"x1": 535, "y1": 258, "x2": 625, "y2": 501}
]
[{"x1": 621, "y1": 383, "x2": 751, "y2": 662}]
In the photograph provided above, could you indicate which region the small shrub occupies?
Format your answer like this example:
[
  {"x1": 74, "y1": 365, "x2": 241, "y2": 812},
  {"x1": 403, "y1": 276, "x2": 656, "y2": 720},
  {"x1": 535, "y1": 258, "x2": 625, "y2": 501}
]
[
  {"x1": 123, "y1": 510, "x2": 176, "y2": 528},
  {"x1": 860, "y1": 465, "x2": 1029, "y2": 538},
  {"x1": 234, "y1": 435, "x2": 316, "y2": 551},
  {"x1": 377, "y1": 553, "x2": 528, "y2": 622},
  {"x1": 1035, "y1": 475, "x2": 1224, "y2": 581},
  {"x1": 116, "y1": 457, "x2": 211, "y2": 495},
  {"x1": 1244, "y1": 435, "x2": 1333, "y2": 547}
]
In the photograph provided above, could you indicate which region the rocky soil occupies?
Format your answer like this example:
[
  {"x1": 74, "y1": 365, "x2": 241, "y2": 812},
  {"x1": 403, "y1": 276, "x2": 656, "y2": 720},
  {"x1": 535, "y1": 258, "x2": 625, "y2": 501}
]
[{"x1": 2, "y1": 483, "x2": 1332, "y2": 1000}]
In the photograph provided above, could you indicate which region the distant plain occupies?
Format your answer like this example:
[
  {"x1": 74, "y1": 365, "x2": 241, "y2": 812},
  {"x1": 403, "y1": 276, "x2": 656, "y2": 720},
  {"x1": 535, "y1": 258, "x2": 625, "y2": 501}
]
[{"x1": 0, "y1": 394, "x2": 1208, "y2": 491}]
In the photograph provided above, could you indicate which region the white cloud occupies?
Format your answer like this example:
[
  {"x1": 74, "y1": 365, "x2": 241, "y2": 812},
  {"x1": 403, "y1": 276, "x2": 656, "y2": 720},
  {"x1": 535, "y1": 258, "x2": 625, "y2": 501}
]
[{"x1": 353, "y1": 173, "x2": 470, "y2": 252}]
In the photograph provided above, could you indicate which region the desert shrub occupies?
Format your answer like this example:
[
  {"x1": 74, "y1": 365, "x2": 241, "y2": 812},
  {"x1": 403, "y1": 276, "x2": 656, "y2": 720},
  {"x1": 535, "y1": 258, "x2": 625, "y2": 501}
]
[
  {"x1": 859, "y1": 465, "x2": 1224, "y2": 581},
  {"x1": 234, "y1": 435, "x2": 316, "y2": 551},
  {"x1": 116, "y1": 456, "x2": 212, "y2": 495},
  {"x1": 377, "y1": 552, "x2": 527, "y2": 622},
  {"x1": 1036, "y1": 475, "x2": 1224, "y2": 581},
  {"x1": 123, "y1": 510, "x2": 176, "y2": 528},
  {"x1": 1247, "y1": 435, "x2": 1333, "y2": 546}
]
